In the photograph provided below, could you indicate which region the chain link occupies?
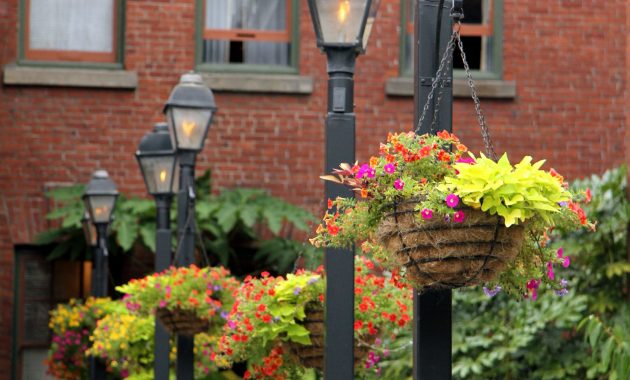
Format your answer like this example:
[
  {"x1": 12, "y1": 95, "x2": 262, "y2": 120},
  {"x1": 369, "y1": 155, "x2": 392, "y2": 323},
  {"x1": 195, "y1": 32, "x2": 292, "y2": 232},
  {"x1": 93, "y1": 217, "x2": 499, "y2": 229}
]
[{"x1": 455, "y1": 22, "x2": 497, "y2": 160}]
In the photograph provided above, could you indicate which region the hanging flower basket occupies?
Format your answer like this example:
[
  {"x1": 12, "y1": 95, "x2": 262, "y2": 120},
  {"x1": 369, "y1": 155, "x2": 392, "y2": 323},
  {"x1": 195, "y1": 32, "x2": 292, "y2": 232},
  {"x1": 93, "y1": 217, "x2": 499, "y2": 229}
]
[
  {"x1": 377, "y1": 200, "x2": 525, "y2": 289},
  {"x1": 156, "y1": 307, "x2": 210, "y2": 336},
  {"x1": 285, "y1": 303, "x2": 375, "y2": 370}
]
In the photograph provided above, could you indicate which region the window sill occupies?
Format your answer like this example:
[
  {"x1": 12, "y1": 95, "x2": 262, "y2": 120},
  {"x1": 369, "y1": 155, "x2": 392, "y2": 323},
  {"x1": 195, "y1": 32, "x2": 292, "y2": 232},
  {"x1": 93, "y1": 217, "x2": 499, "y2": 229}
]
[
  {"x1": 2, "y1": 65, "x2": 138, "y2": 89},
  {"x1": 200, "y1": 73, "x2": 313, "y2": 94},
  {"x1": 385, "y1": 77, "x2": 516, "y2": 99}
]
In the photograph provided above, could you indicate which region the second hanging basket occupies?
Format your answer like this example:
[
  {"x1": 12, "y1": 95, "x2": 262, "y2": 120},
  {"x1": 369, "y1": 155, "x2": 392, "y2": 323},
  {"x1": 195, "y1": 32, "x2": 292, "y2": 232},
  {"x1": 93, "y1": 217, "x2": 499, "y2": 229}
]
[
  {"x1": 286, "y1": 303, "x2": 373, "y2": 370},
  {"x1": 156, "y1": 307, "x2": 210, "y2": 336},
  {"x1": 376, "y1": 199, "x2": 525, "y2": 289}
]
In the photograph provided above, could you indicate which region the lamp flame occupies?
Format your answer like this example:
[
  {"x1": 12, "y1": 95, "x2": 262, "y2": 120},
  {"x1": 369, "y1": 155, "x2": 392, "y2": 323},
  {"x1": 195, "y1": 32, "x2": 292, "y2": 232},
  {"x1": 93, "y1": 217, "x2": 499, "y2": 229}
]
[
  {"x1": 182, "y1": 120, "x2": 196, "y2": 137},
  {"x1": 94, "y1": 206, "x2": 107, "y2": 217},
  {"x1": 159, "y1": 169, "x2": 167, "y2": 183},
  {"x1": 338, "y1": 0, "x2": 350, "y2": 23}
]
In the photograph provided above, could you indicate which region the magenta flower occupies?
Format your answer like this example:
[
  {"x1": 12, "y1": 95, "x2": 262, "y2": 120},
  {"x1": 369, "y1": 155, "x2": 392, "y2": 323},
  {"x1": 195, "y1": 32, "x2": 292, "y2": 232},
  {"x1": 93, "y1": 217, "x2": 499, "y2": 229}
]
[
  {"x1": 384, "y1": 163, "x2": 396, "y2": 174},
  {"x1": 445, "y1": 194, "x2": 460, "y2": 208},
  {"x1": 159, "y1": 300, "x2": 167, "y2": 308},
  {"x1": 526, "y1": 279, "x2": 540, "y2": 300},
  {"x1": 562, "y1": 256, "x2": 570, "y2": 268},
  {"x1": 394, "y1": 179, "x2": 404, "y2": 190},
  {"x1": 421, "y1": 208, "x2": 433, "y2": 220},
  {"x1": 453, "y1": 210, "x2": 465, "y2": 223},
  {"x1": 546, "y1": 261, "x2": 555, "y2": 280},
  {"x1": 456, "y1": 157, "x2": 476, "y2": 164},
  {"x1": 557, "y1": 247, "x2": 564, "y2": 258}
]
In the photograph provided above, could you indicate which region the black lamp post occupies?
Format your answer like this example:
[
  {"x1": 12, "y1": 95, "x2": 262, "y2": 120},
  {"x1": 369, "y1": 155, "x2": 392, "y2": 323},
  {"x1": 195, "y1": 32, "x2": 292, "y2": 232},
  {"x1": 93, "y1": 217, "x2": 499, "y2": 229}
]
[
  {"x1": 136, "y1": 122, "x2": 178, "y2": 380},
  {"x1": 164, "y1": 72, "x2": 217, "y2": 380},
  {"x1": 83, "y1": 170, "x2": 117, "y2": 380},
  {"x1": 307, "y1": 1, "x2": 380, "y2": 378}
]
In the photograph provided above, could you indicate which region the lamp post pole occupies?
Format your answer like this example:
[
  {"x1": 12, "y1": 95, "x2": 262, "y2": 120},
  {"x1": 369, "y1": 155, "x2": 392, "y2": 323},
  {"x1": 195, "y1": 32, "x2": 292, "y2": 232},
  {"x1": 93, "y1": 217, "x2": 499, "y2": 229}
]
[
  {"x1": 413, "y1": 1, "x2": 454, "y2": 379},
  {"x1": 154, "y1": 194, "x2": 172, "y2": 379},
  {"x1": 136, "y1": 122, "x2": 179, "y2": 380},
  {"x1": 323, "y1": 46, "x2": 357, "y2": 380},
  {"x1": 175, "y1": 151, "x2": 196, "y2": 379},
  {"x1": 83, "y1": 170, "x2": 118, "y2": 380},
  {"x1": 164, "y1": 72, "x2": 217, "y2": 380}
]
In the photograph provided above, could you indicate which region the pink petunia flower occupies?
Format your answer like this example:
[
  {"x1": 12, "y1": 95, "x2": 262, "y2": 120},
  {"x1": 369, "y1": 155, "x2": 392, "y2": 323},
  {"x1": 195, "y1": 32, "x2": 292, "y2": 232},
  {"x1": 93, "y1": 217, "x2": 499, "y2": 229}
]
[
  {"x1": 563, "y1": 256, "x2": 570, "y2": 268},
  {"x1": 453, "y1": 210, "x2": 465, "y2": 223},
  {"x1": 445, "y1": 194, "x2": 460, "y2": 208},
  {"x1": 384, "y1": 163, "x2": 396, "y2": 174},
  {"x1": 394, "y1": 179, "x2": 404, "y2": 190},
  {"x1": 421, "y1": 208, "x2": 433, "y2": 220},
  {"x1": 546, "y1": 261, "x2": 555, "y2": 280}
]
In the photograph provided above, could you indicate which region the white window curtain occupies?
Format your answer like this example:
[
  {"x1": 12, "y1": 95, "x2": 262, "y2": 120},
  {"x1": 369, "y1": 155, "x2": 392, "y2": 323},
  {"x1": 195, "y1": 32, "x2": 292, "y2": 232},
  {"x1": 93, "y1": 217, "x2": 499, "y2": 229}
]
[
  {"x1": 204, "y1": 0, "x2": 289, "y2": 66},
  {"x1": 29, "y1": 0, "x2": 114, "y2": 52}
]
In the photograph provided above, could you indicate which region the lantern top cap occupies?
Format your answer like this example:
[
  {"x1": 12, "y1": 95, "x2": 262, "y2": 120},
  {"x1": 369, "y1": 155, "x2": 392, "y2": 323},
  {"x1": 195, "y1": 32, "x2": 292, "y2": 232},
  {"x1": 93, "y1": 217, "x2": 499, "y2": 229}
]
[
  {"x1": 163, "y1": 71, "x2": 217, "y2": 112},
  {"x1": 84, "y1": 170, "x2": 118, "y2": 197},
  {"x1": 136, "y1": 122, "x2": 175, "y2": 155}
]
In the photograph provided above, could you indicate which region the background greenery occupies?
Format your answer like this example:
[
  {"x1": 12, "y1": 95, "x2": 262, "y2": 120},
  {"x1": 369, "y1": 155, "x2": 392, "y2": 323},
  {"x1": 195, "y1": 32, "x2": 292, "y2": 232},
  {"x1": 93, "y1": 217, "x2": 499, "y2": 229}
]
[{"x1": 37, "y1": 170, "x2": 321, "y2": 280}]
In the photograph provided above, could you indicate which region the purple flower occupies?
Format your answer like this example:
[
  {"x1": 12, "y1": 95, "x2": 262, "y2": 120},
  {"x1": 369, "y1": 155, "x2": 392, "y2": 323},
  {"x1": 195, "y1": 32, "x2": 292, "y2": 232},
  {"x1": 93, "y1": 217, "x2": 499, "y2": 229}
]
[
  {"x1": 293, "y1": 287, "x2": 302, "y2": 295},
  {"x1": 453, "y1": 210, "x2": 465, "y2": 223},
  {"x1": 483, "y1": 285, "x2": 502, "y2": 297},
  {"x1": 394, "y1": 179, "x2": 405, "y2": 190},
  {"x1": 213, "y1": 285, "x2": 222, "y2": 291},
  {"x1": 384, "y1": 163, "x2": 396, "y2": 174},
  {"x1": 307, "y1": 277, "x2": 319, "y2": 285},
  {"x1": 220, "y1": 311, "x2": 229, "y2": 320},
  {"x1": 555, "y1": 288, "x2": 569, "y2": 296},
  {"x1": 559, "y1": 279, "x2": 568, "y2": 287},
  {"x1": 445, "y1": 194, "x2": 460, "y2": 208},
  {"x1": 421, "y1": 208, "x2": 433, "y2": 220},
  {"x1": 558, "y1": 201, "x2": 568, "y2": 207}
]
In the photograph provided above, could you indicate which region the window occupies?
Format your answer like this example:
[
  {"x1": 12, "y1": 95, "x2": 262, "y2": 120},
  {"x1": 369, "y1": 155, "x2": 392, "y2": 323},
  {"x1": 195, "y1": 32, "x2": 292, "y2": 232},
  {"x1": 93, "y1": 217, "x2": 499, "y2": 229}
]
[
  {"x1": 197, "y1": 0, "x2": 298, "y2": 73},
  {"x1": 21, "y1": 0, "x2": 123, "y2": 64},
  {"x1": 401, "y1": 0, "x2": 502, "y2": 78}
]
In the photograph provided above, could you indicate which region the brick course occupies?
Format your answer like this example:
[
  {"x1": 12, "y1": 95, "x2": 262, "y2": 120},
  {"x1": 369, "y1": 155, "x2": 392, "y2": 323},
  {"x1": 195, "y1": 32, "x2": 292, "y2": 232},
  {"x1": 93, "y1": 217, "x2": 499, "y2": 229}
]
[{"x1": 0, "y1": 0, "x2": 627, "y2": 377}]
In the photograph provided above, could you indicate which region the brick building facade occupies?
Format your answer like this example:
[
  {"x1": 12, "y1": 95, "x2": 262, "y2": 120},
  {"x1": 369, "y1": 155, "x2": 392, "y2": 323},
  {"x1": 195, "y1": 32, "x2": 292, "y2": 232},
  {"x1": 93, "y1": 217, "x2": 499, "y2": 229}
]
[{"x1": 0, "y1": 0, "x2": 628, "y2": 378}]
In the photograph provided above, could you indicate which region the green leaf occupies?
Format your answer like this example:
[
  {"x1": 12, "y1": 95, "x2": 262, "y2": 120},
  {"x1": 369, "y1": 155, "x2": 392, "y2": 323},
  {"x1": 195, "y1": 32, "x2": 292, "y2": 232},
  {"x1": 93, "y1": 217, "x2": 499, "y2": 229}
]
[
  {"x1": 263, "y1": 208, "x2": 283, "y2": 234},
  {"x1": 139, "y1": 223, "x2": 157, "y2": 253}
]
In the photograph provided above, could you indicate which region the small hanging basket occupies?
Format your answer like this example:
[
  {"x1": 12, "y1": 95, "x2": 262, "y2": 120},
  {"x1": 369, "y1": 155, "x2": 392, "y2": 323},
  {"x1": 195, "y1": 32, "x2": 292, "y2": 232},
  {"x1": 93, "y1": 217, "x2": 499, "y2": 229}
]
[
  {"x1": 286, "y1": 303, "x2": 373, "y2": 370},
  {"x1": 377, "y1": 199, "x2": 525, "y2": 289},
  {"x1": 156, "y1": 307, "x2": 210, "y2": 336}
]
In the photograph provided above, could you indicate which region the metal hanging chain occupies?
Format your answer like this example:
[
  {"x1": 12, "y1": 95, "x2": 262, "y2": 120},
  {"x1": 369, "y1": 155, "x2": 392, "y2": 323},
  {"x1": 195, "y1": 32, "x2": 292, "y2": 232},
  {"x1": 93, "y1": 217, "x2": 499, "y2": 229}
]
[
  {"x1": 454, "y1": 22, "x2": 497, "y2": 160},
  {"x1": 415, "y1": 30, "x2": 458, "y2": 134},
  {"x1": 430, "y1": 48, "x2": 454, "y2": 132},
  {"x1": 415, "y1": 22, "x2": 498, "y2": 161}
]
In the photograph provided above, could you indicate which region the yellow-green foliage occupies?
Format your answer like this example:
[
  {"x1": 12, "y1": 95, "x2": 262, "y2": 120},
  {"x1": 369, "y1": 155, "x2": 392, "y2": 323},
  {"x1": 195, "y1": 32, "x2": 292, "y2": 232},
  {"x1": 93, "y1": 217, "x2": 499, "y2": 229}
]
[{"x1": 441, "y1": 153, "x2": 571, "y2": 226}]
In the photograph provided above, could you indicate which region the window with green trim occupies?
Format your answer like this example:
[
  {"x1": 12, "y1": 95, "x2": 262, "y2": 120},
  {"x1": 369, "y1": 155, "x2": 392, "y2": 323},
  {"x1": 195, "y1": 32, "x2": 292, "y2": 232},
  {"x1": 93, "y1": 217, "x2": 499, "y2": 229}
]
[
  {"x1": 20, "y1": 0, "x2": 124, "y2": 65},
  {"x1": 196, "y1": 0, "x2": 299, "y2": 73},
  {"x1": 401, "y1": 0, "x2": 502, "y2": 78}
]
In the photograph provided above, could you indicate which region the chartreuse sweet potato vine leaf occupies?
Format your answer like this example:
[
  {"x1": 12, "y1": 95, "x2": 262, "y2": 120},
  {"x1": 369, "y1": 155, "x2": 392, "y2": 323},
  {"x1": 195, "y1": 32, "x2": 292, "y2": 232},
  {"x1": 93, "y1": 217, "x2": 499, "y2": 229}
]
[{"x1": 440, "y1": 153, "x2": 571, "y2": 227}]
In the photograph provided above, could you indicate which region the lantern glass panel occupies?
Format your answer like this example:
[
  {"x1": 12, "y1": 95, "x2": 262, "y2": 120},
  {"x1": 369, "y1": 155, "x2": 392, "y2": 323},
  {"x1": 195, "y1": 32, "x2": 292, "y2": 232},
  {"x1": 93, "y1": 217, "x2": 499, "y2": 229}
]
[
  {"x1": 361, "y1": 0, "x2": 379, "y2": 50},
  {"x1": 167, "y1": 107, "x2": 212, "y2": 151},
  {"x1": 139, "y1": 155, "x2": 178, "y2": 195},
  {"x1": 85, "y1": 195, "x2": 116, "y2": 224},
  {"x1": 315, "y1": 0, "x2": 368, "y2": 45}
]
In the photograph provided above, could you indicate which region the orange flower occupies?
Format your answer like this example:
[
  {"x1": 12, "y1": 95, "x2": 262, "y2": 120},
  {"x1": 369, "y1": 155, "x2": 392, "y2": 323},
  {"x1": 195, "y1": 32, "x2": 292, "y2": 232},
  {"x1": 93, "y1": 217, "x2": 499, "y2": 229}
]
[
  {"x1": 369, "y1": 156, "x2": 378, "y2": 167},
  {"x1": 360, "y1": 188, "x2": 369, "y2": 198},
  {"x1": 327, "y1": 198, "x2": 333, "y2": 209},
  {"x1": 437, "y1": 130, "x2": 450, "y2": 139},
  {"x1": 456, "y1": 143, "x2": 468, "y2": 152}
]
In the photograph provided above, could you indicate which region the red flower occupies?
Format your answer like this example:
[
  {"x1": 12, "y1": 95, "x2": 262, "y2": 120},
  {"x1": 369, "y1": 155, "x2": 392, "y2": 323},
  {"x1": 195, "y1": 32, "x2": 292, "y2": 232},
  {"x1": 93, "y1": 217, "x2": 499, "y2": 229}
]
[
  {"x1": 354, "y1": 320, "x2": 364, "y2": 330},
  {"x1": 327, "y1": 198, "x2": 333, "y2": 209},
  {"x1": 328, "y1": 224, "x2": 340, "y2": 235}
]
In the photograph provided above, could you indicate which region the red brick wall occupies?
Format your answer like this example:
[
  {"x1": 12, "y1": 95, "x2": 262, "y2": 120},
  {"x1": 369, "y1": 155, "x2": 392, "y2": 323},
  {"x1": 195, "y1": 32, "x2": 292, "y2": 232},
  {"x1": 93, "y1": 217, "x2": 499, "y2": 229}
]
[{"x1": 0, "y1": 0, "x2": 627, "y2": 377}]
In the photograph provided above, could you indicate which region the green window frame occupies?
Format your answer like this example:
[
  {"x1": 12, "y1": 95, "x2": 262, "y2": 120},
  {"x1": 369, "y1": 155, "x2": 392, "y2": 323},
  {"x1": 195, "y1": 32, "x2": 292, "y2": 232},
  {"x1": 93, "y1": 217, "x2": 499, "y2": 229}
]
[
  {"x1": 195, "y1": 0, "x2": 300, "y2": 74},
  {"x1": 17, "y1": 0, "x2": 126, "y2": 70},
  {"x1": 400, "y1": 0, "x2": 503, "y2": 80}
]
